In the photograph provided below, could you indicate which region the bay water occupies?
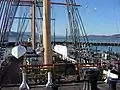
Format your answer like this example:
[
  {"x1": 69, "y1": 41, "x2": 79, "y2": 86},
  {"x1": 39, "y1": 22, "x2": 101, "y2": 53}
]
[{"x1": 8, "y1": 35, "x2": 120, "y2": 53}]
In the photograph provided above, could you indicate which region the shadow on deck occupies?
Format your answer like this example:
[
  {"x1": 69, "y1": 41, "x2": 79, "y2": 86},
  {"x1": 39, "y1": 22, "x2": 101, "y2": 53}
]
[{"x1": 1, "y1": 57, "x2": 23, "y2": 84}]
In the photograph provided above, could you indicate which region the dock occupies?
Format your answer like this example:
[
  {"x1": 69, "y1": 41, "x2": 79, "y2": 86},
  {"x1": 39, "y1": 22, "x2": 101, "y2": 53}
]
[{"x1": 1, "y1": 41, "x2": 120, "y2": 48}]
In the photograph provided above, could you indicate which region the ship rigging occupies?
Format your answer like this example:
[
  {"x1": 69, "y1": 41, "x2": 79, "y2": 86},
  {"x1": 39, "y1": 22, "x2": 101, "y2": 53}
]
[{"x1": 0, "y1": 0, "x2": 113, "y2": 90}]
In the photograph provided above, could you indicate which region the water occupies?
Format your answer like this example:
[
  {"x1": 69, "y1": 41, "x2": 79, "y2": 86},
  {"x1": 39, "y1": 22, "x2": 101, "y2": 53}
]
[
  {"x1": 8, "y1": 35, "x2": 120, "y2": 53},
  {"x1": 87, "y1": 36, "x2": 120, "y2": 53},
  {"x1": 53, "y1": 36, "x2": 120, "y2": 53}
]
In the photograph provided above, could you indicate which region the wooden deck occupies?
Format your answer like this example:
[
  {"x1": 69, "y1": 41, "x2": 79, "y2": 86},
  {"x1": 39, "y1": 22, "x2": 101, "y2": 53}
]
[{"x1": 1, "y1": 83, "x2": 120, "y2": 90}]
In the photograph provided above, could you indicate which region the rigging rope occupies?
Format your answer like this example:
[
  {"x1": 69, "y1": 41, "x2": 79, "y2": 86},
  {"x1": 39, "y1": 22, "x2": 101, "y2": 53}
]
[
  {"x1": 66, "y1": 0, "x2": 90, "y2": 47},
  {"x1": 1, "y1": 0, "x2": 13, "y2": 42},
  {"x1": 36, "y1": 1, "x2": 43, "y2": 46},
  {"x1": 0, "y1": 0, "x2": 12, "y2": 42},
  {"x1": 3, "y1": 0, "x2": 20, "y2": 42},
  {"x1": 16, "y1": 6, "x2": 23, "y2": 41},
  {"x1": 20, "y1": 19, "x2": 29, "y2": 42},
  {"x1": 0, "y1": 0, "x2": 20, "y2": 42},
  {"x1": 0, "y1": 1, "x2": 6, "y2": 21},
  {"x1": 66, "y1": 0, "x2": 92, "y2": 63},
  {"x1": 16, "y1": 13, "x2": 27, "y2": 43},
  {"x1": 0, "y1": 1, "x2": 6, "y2": 39}
]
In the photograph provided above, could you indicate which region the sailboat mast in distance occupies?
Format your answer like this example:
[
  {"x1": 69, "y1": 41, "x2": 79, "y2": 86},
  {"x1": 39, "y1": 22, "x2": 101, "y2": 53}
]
[{"x1": 43, "y1": 0, "x2": 52, "y2": 65}]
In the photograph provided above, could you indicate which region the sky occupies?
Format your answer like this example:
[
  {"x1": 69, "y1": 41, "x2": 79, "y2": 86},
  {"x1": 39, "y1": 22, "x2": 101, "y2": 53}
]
[
  {"x1": 11, "y1": 0, "x2": 120, "y2": 36},
  {"x1": 51, "y1": 0, "x2": 120, "y2": 36}
]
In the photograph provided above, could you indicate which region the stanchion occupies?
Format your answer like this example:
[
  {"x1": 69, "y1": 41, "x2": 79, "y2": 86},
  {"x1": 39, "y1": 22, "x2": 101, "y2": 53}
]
[
  {"x1": 19, "y1": 56, "x2": 30, "y2": 90},
  {"x1": 19, "y1": 71, "x2": 30, "y2": 90},
  {"x1": 45, "y1": 72, "x2": 58, "y2": 90},
  {"x1": 89, "y1": 69, "x2": 99, "y2": 90},
  {"x1": 82, "y1": 78, "x2": 89, "y2": 90},
  {"x1": 82, "y1": 70, "x2": 90, "y2": 90}
]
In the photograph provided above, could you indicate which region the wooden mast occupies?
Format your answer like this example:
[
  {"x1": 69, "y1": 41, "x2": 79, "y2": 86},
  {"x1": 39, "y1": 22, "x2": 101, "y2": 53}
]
[{"x1": 43, "y1": 0, "x2": 52, "y2": 64}]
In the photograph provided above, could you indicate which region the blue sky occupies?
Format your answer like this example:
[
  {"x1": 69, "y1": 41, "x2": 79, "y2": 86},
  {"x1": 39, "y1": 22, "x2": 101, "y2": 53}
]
[
  {"x1": 11, "y1": 0, "x2": 120, "y2": 36},
  {"x1": 51, "y1": 0, "x2": 120, "y2": 36}
]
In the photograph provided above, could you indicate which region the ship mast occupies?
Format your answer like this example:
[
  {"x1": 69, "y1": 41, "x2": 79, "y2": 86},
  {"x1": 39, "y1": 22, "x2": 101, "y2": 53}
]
[
  {"x1": 31, "y1": 0, "x2": 36, "y2": 50},
  {"x1": 43, "y1": 0, "x2": 52, "y2": 65}
]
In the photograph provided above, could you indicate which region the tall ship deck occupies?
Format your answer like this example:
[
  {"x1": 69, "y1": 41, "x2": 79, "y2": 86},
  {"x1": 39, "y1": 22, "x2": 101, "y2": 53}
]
[{"x1": 0, "y1": 0, "x2": 120, "y2": 90}]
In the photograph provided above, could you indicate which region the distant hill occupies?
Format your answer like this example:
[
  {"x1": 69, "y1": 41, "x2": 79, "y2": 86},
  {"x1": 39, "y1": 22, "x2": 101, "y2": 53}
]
[
  {"x1": 8, "y1": 31, "x2": 120, "y2": 37},
  {"x1": 8, "y1": 32, "x2": 39, "y2": 42},
  {"x1": 8, "y1": 31, "x2": 30, "y2": 37},
  {"x1": 88, "y1": 34, "x2": 111, "y2": 37},
  {"x1": 6, "y1": 32, "x2": 120, "y2": 42},
  {"x1": 111, "y1": 34, "x2": 120, "y2": 37}
]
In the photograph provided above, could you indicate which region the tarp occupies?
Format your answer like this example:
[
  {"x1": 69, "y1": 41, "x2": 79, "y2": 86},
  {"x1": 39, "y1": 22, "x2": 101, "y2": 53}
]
[{"x1": 54, "y1": 45, "x2": 67, "y2": 59}]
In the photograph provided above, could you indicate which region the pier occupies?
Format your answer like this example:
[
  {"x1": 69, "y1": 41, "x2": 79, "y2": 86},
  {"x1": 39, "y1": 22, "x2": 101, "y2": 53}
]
[{"x1": 1, "y1": 41, "x2": 120, "y2": 47}]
